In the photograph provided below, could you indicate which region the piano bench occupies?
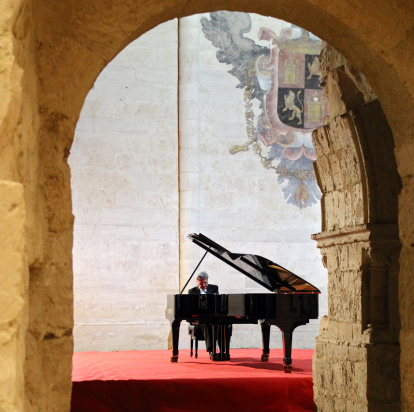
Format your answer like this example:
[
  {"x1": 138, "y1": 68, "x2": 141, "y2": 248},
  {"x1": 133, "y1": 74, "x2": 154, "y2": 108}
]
[
  {"x1": 188, "y1": 324, "x2": 205, "y2": 340},
  {"x1": 188, "y1": 324, "x2": 204, "y2": 359}
]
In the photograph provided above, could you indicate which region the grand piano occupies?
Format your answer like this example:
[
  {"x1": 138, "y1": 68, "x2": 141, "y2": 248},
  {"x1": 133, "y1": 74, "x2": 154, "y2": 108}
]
[{"x1": 166, "y1": 233, "x2": 320, "y2": 372}]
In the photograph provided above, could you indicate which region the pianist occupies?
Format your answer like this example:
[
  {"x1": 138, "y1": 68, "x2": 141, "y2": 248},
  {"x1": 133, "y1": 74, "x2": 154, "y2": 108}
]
[
  {"x1": 188, "y1": 271, "x2": 219, "y2": 295},
  {"x1": 188, "y1": 271, "x2": 218, "y2": 354}
]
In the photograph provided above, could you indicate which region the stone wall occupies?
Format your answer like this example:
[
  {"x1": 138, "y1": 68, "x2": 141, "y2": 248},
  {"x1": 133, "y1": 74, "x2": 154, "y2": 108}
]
[
  {"x1": 0, "y1": 182, "x2": 27, "y2": 412},
  {"x1": 69, "y1": 19, "x2": 179, "y2": 352},
  {"x1": 0, "y1": 0, "x2": 74, "y2": 410},
  {"x1": 0, "y1": 2, "x2": 28, "y2": 410}
]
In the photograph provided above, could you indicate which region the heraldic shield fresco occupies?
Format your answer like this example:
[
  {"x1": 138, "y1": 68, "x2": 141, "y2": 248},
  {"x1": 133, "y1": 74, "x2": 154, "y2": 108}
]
[{"x1": 201, "y1": 12, "x2": 328, "y2": 208}]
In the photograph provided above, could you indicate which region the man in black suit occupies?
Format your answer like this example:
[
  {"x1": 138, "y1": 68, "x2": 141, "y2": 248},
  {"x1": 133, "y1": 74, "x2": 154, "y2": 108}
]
[
  {"x1": 188, "y1": 271, "x2": 219, "y2": 295},
  {"x1": 188, "y1": 271, "x2": 218, "y2": 353}
]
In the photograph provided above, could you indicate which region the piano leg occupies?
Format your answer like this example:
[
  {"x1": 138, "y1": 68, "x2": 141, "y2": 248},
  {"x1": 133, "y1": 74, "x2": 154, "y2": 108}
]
[
  {"x1": 220, "y1": 325, "x2": 228, "y2": 361},
  {"x1": 210, "y1": 325, "x2": 231, "y2": 361},
  {"x1": 170, "y1": 320, "x2": 181, "y2": 363},
  {"x1": 190, "y1": 336, "x2": 193, "y2": 357},
  {"x1": 224, "y1": 325, "x2": 231, "y2": 360},
  {"x1": 271, "y1": 321, "x2": 306, "y2": 372},
  {"x1": 281, "y1": 326, "x2": 294, "y2": 373},
  {"x1": 260, "y1": 323, "x2": 271, "y2": 362},
  {"x1": 210, "y1": 324, "x2": 218, "y2": 360},
  {"x1": 220, "y1": 325, "x2": 225, "y2": 360}
]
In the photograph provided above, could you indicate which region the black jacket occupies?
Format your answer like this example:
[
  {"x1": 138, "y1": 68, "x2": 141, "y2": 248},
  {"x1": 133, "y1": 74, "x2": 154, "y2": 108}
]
[{"x1": 188, "y1": 284, "x2": 219, "y2": 294}]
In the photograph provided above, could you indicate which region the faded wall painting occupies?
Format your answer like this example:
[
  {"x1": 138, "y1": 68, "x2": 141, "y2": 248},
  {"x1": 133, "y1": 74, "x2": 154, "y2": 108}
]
[{"x1": 202, "y1": 12, "x2": 328, "y2": 208}]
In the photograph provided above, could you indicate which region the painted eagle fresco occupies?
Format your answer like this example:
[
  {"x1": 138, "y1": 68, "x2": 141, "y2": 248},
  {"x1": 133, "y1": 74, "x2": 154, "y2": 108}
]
[
  {"x1": 201, "y1": 12, "x2": 265, "y2": 102},
  {"x1": 201, "y1": 12, "x2": 326, "y2": 208}
]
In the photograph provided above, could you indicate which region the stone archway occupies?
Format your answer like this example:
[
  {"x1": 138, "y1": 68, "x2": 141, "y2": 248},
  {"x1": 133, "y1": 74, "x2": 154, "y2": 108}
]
[
  {"x1": 1, "y1": 0, "x2": 413, "y2": 411},
  {"x1": 312, "y1": 73, "x2": 401, "y2": 408}
]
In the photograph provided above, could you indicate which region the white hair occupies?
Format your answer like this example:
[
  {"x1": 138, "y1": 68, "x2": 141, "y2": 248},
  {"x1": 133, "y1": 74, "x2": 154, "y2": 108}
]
[{"x1": 196, "y1": 271, "x2": 209, "y2": 280}]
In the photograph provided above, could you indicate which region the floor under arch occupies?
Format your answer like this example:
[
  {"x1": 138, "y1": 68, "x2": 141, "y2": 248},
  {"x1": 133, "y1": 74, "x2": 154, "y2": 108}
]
[{"x1": 71, "y1": 348, "x2": 313, "y2": 411}]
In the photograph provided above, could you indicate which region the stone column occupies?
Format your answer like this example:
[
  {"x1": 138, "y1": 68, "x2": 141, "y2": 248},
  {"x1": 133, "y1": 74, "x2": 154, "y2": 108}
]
[
  {"x1": 312, "y1": 101, "x2": 401, "y2": 411},
  {"x1": 313, "y1": 227, "x2": 400, "y2": 411}
]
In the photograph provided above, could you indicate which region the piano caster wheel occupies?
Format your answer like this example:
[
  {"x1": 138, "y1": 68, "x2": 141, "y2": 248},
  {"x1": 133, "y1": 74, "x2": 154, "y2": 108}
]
[
  {"x1": 195, "y1": 353, "x2": 198, "y2": 359},
  {"x1": 261, "y1": 354, "x2": 269, "y2": 362},
  {"x1": 170, "y1": 356, "x2": 179, "y2": 363},
  {"x1": 284, "y1": 365, "x2": 292, "y2": 373}
]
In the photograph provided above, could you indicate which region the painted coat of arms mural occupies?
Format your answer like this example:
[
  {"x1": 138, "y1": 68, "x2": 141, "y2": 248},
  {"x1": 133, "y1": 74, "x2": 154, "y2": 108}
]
[{"x1": 201, "y1": 12, "x2": 328, "y2": 208}]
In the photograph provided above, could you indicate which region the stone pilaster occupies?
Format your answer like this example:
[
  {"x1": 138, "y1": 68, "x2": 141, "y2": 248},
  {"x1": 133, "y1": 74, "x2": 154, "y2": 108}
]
[
  {"x1": 313, "y1": 225, "x2": 400, "y2": 411},
  {"x1": 312, "y1": 96, "x2": 401, "y2": 410}
]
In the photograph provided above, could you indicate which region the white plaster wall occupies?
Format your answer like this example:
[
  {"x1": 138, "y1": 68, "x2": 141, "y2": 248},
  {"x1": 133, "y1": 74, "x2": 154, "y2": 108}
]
[
  {"x1": 70, "y1": 13, "x2": 327, "y2": 353},
  {"x1": 178, "y1": 14, "x2": 327, "y2": 350},
  {"x1": 69, "y1": 19, "x2": 179, "y2": 351}
]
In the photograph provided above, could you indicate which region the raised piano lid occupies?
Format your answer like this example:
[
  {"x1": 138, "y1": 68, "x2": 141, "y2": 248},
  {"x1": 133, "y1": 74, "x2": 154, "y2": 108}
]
[{"x1": 188, "y1": 233, "x2": 320, "y2": 294}]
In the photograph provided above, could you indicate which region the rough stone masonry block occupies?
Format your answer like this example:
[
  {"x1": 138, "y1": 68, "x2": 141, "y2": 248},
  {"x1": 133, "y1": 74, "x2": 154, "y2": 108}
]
[
  {"x1": 0, "y1": 181, "x2": 27, "y2": 412},
  {"x1": 395, "y1": 141, "x2": 414, "y2": 179},
  {"x1": 367, "y1": 344, "x2": 400, "y2": 403},
  {"x1": 326, "y1": 248, "x2": 339, "y2": 272},
  {"x1": 323, "y1": 192, "x2": 336, "y2": 231},
  {"x1": 399, "y1": 177, "x2": 414, "y2": 247},
  {"x1": 347, "y1": 244, "x2": 366, "y2": 271},
  {"x1": 318, "y1": 154, "x2": 334, "y2": 193},
  {"x1": 340, "y1": 143, "x2": 361, "y2": 187},
  {"x1": 336, "y1": 191, "x2": 346, "y2": 228},
  {"x1": 343, "y1": 189, "x2": 355, "y2": 228},
  {"x1": 313, "y1": 125, "x2": 332, "y2": 158},
  {"x1": 399, "y1": 248, "x2": 414, "y2": 332},
  {"x1": 330, "y1": 269, "x2": 361, "y2": 300},
  {"x1": 399, "y1": 247, "x2": 414, "y2": 408},
  {"x1": 314, "y1": 340, "x2": 372, "y2": 410},
  {"x1": 329, "y1": 151, "x2": 344, "y2": 191},
  {"x1": 329, "y1": 114, "x2": 357, "y2": 153},
  {"x1": 338, "y1": 244, "x2": 350, "y2": 271}
]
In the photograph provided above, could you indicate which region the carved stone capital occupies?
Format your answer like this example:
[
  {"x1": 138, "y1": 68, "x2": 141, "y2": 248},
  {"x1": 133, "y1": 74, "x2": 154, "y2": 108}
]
[{"x1": 312, "y1": 223, "x2": 400, "y2": 250}]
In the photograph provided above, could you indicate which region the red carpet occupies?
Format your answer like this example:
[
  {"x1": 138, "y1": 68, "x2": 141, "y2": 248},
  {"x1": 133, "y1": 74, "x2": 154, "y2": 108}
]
[{"x1": 71, "y1": 349, "x2": 314, "y2": 412}]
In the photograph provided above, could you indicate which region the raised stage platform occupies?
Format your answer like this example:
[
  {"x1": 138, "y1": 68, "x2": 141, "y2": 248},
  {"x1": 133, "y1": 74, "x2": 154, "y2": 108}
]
[{"x1": 71, "y1": 348, "x2": 314, "y2": 412}]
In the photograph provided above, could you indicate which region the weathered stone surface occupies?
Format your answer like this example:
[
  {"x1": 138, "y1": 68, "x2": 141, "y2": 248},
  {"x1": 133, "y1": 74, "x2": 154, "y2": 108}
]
[
  {"x1": 320, "y1": 44, "x2": 377, "y2": 120},
  {"x1": 312, "y1": 44, "x2": 401, "y2": 411},
  {"x1": 0, "y1": 182, "x2": 26, "y2": 412}
]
